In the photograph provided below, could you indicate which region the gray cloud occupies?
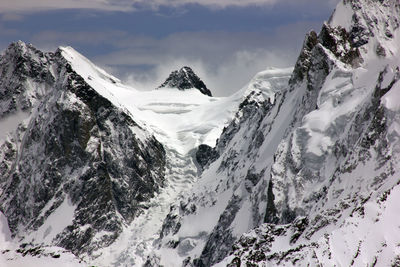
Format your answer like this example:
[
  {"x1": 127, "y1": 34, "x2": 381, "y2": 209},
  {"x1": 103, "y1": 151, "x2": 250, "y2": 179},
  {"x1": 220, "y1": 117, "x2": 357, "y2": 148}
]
[
  {"x1": 0, "y1": 0, "x2": 133, "y2": 13},
  {"x1": 0, "y1": 24, "x2": 19, "y2": 35},
  {"x1": 1, "y1": 13, "x2": 23, "y2": 21},
  {"x1": 0, "y1": 0, "x2": 339, "y2": 14},
  {"x1": 131, "y1": 0, "x2": 277, "y2": 9},
  {"x1": 30, "y1": 30, "x2": 129, "y2": 51}
]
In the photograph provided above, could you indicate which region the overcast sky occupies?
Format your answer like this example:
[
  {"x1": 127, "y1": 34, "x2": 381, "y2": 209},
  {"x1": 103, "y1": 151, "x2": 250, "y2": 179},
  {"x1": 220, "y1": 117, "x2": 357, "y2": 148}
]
[{"x1": 0, "y1": 0, "x2": 339, "y2": 96}]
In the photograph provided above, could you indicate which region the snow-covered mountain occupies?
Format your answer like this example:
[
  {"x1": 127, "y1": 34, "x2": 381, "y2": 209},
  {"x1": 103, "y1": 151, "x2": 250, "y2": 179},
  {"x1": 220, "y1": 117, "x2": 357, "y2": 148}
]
[
  {"x1": 215, "y1": 0, "x2": 400, "y2": 266},
  {"x1": 0, "y1": 42, "x2": 166, "y2": 259},
  {"x1": 1, "y1": 0, "x2": 400, "y2": 266}
]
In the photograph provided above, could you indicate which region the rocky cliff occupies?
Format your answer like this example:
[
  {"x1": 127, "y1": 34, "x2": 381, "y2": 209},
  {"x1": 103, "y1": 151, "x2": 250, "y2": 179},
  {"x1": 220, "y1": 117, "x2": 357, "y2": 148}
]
[{"x1": 0, "y1": 42, "x2": 166, "y2": 257}]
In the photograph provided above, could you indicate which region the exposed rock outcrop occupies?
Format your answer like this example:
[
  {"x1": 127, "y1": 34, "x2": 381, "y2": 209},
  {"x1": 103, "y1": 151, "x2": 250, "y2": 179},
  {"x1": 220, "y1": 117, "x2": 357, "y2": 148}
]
[{"x1": 158, "y1": 66, "x2": 212, "y2": 96}]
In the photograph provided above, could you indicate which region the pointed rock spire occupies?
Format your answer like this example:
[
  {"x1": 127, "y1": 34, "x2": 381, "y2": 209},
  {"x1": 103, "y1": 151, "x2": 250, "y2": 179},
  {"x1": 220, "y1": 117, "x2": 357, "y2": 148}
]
[{"x1": 158, "y1": 66, "x2": 212, "y2": 96}]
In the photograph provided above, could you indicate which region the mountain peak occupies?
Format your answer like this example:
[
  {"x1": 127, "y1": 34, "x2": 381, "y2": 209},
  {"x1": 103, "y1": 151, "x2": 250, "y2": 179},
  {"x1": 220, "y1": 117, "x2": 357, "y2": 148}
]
[
  {"x1": 4, "y1": 41, "x2": 36, "y2": 57},
  {"x1": 158, "y1": 66, "x2": 212, "y2": 96}
]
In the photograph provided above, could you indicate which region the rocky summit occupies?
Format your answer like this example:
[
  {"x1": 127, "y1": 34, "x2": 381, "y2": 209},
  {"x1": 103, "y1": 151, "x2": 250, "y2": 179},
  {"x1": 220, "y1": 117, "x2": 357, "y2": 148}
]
[
  {"x1": 1, "y1": 0, "x2": 400, "y2": 266},
  {"x1": 157, "y1": 66, "x2": 212, "y2": 96}
]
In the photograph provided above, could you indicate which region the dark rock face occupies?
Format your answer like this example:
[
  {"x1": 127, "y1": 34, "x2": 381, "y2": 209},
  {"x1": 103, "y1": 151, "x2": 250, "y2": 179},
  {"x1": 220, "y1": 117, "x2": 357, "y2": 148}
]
[
  {"x1": 0, "y1": 41, "x2": 54, "y2": 118},
  {"x1": 318, "y1": 23, "x2": 362, "y2": 67},
  {"x1": 264, "y1": 180, "x2": 279, "y2": 224},
  {"x1": 226, "y1": 217, "x2": 312, "y2": 267},
  {"x1": 289, "y1": 23, "x2": 362, "y2": 87},
  {"x1": 195, "y1": 144, "x2": 219, "y2": 170},
  {"x1": 0, "y1": 42, "x2": 166, "y2": 256},
  {"x1": 289, "y1": 31, "x2": 318, "y2": 86},
  {"x1": 158, "y1": 66, "x2": 212, "y2": 96}
]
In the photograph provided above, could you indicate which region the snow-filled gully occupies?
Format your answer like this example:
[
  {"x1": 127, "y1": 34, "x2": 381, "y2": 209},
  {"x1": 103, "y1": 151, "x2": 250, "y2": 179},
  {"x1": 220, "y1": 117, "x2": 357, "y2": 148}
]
[{"x1": 95, "y1": 142, "x2": 198, "y2": 266}]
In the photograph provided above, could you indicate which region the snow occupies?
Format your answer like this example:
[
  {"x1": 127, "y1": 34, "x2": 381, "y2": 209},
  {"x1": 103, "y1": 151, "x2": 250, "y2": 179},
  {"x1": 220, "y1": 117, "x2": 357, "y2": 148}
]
[
  {"x1": 293, "y1": 62, "x2": 375, "y2": 162},
  {"x1": 231, "y1": 200, "x2": 252, "y2": 237},
  {"x1": 0, "y1": 212, "x2": 12, "y2": 249},
  {"x1": 0, "y1": 111, "x2": 29, "y2": 141},
  {"x1": 329, "y1": 1, "x2": 354, "y2": 31},
  {"x1": 58, "y1": 53, "x2": 294, "y2": 250},
  {"x1": 70, "y1": 63, "x2": 290, "y2": 266},
  {"x1": 60, "y1": 46, "x2": 243, "y2": 155},
  {"x1": 210, "y1": 2, "x2": 400, "y2": 265},
  {"x1": 382, "y1": 80, "x2": 400, "y2": 111},
  {"x1": 61, "y1": 45, "x2": 293, "y2": 157},
  {"x1": 381, "y1": 66, "x2": 396, "y2": 89},
  {"x1": 60, "y1": 47, "x2": 129, "y2": 111},
  {"x1": 114, "y1": 87, "x2": 239, "y2": 154},
  {"x1": 244, "y1": 67, "x2": 293, "y2": 104},
  {"x1": 325, "y1": 184, "x2": 400, "y2": 266},
  {"x1": 26, "y1": 196, "x2": 76, "y2": 244},
  {"x1": 0, "y1": 252, "x2": 86, "y2": 267},
  {"x1": 91, "y1": 147, "x2": 200, "y2": 266},
  {"x1": 179, "y1": 189, "x2": 232, "y2": 238},
  {"x1": 0, "y1": 211, "x2": 86, "y2": 267}
]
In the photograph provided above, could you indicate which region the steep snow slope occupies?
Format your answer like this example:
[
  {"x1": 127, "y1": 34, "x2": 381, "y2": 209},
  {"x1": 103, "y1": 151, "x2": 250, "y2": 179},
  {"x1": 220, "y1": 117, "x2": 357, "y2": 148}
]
[{"x1": 213, "y1": 0, "x2": 400, "y2": 266}]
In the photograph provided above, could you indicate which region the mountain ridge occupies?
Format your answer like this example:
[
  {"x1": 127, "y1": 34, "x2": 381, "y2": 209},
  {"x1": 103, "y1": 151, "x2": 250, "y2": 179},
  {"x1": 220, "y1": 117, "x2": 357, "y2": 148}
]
[
  {"x1": 0, "y1": 41, "x2": 166, "y2": 257},
  {"x1": 1, "y1": 0, "x2": 400, "y2": 266}
]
